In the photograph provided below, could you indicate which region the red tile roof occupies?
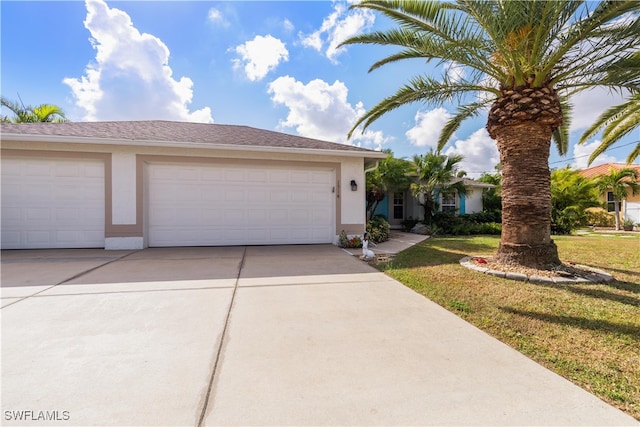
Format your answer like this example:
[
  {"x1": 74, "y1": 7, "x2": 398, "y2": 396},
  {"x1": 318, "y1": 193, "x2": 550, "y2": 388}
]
[
  {"x1": 1, "y1": 120, "x2": 380, "y2": 154},
  {"x1": 579, "y1": 163, "x2": 640, "y2": 179}
]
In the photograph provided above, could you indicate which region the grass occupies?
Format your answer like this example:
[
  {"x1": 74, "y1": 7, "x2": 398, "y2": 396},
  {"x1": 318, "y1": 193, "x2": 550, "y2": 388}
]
[{"x1": 378, "y1": 231, "x2": 640, "y2": 420}]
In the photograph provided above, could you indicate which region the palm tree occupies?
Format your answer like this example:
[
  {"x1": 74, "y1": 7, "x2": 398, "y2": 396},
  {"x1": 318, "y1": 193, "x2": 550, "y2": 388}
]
[
  {"x1": 340, "y1": 0, "x2": 640, "y2": 269},
  {"x1": 550, "y1": 167, "x2": 600, "y2": 234},
  {"x1": 579, "y1": 91, "x2": 640, "y2": 165},
  {"x1": 411, "y1": 150, "x2": 467, "y2": 224},
  {"x1": 366, "y1": 151, "x2": 413, "y2": 220},
  {"x1": 593, "y1": 166, "x2": 639, "y2": 230},
  {"x1": 1, "y1": 96, "x2": 68, "y2": 123}
]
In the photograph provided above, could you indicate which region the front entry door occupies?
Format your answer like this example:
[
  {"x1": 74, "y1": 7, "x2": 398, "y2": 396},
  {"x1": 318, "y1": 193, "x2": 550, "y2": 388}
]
[{"x1": 389, "y1": 191, "x2": 405, "y2": 228}]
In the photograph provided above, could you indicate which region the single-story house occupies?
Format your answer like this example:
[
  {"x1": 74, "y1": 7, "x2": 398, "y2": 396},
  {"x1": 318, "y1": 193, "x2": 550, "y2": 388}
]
[
  {"x1": 579, "y1": 162, "x2": 640, "y2": 225},
  {"x1": 374, "y1": 178, "x2": 496, "y2": 228},
  {"x1": 1, "y1": 121, "x2": 386, "y2": 250}
]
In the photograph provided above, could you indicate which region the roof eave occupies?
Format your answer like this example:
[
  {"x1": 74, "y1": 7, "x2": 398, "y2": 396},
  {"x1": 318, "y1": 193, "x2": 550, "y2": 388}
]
[{"x1": 1, "y1": 133, "x2": 387, "y2": 159}]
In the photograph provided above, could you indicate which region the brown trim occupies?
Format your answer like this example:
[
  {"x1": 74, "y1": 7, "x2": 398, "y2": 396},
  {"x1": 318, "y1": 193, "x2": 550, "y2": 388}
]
[{"x1": 340, "y1": 224, "x2": 366, "y2": 235}]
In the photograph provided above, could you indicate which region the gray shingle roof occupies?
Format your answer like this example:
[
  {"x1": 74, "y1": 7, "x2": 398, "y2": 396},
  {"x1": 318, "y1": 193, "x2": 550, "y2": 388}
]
[{"x1": 1, "y1": 120, "x2": 380, "y2": 154}]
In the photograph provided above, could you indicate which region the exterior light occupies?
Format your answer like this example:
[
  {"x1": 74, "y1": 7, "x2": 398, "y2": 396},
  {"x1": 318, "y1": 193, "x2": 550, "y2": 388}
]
[{"x1": 350, "y1": 180, "x2": 357, "y2": 191}]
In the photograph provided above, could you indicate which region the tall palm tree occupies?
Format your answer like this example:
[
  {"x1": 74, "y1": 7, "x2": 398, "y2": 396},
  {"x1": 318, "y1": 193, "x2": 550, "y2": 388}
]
[
  {"x1": 1, "y1": 96, "x2": 68, "y2": 123},
  {"x1": 366, "y1": 151, "x2": 413, "y2": 220},
  {"x1": 411, "y1": 150, "x2": 467, "y2": 224},
  {"x1": 579, "y1": 91, "x2": 640, "y2": 165},
  {"x1": 340, "y1": 0, "x2": 640, "y2": 269},
  {"x1": 593, "y1": 166, "x2": 639, "y2": 230}
]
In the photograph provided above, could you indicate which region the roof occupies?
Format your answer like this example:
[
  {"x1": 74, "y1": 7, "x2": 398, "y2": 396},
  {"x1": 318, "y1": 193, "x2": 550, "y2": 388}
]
[
  {"x1": 579, "y1": 163, "x2": 640, "y2": 179},
  {"x1": 0, "y1": 120, "x2": 386, "y2": 158},
  {"x1": 453, "y1": 177, "x2": 496, "y2": 188}
]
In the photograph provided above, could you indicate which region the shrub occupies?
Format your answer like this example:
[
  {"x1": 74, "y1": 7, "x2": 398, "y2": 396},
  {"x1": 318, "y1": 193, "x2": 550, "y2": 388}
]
[
  {"x1": 432, "y1": 211, "x2": 464, "y2": 234},
  {"x1": 400, "y1": 217, "x2": 419, "y2": 232},
  {"x1": 366, "y1": 215, "x2": 391, "y2": 243},
  {"x1": 338, "y1": 231, "x2": 362, "y2": 248},
  {"x1": 451, "y1": 222, "x2": 502, "y2": 235},
  {"x1": 584, "y1": 207, "x2": 616, "y2": 227},
  {"x1": 459, "y1": 211, "x2": 502, "y2": 224}
]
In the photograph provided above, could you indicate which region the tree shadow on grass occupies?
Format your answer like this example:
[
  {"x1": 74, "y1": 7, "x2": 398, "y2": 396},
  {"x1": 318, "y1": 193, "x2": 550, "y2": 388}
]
[
  {"x1": 389, "y1": 237, "x2": 498, "y2": 269},
  {"x1": 500, "y1": 307, "x2": 640, "y2": 338},
  {"x1": 528, "y1": 280, "x2": 640, "y2": 306}
]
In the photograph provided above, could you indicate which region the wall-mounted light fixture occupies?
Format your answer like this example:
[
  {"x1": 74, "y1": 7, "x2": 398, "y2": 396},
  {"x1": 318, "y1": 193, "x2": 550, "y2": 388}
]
[{"x1": 350, "y1": 180, "x2": 357, "y2": 191}]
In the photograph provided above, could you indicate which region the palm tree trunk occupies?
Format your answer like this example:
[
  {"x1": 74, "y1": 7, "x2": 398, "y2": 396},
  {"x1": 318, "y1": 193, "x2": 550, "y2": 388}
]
[
  {"x1": 493, "y1": 123, "x2": 560, "y2": 268},
  {"x1": 613, "y1": 198, "x2": 621, "y2": 231}
]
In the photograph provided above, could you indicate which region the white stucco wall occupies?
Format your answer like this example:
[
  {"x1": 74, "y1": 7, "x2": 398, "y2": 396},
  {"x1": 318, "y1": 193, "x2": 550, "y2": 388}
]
[
  {"x1": 339, "y1": 157, "x2": 366, "y2": 226},
  {"x1": 464, "y1": 189, "x2": 484, "y2": 214}
]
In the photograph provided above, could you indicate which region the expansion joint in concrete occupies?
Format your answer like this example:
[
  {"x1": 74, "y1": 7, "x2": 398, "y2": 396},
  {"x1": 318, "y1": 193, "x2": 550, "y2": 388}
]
[{"x1": 197, "y1": 246, "x2": 246, "y2": 427}]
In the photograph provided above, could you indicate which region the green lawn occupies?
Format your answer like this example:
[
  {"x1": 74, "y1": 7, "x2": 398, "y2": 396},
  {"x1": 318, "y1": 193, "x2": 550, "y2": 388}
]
[{"x1": 378, "y1": 232, "x2": 640, "y2": 420}]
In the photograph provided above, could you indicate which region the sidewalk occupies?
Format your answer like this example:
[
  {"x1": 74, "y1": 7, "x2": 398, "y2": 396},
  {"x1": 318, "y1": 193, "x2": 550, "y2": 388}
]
[{"x1": 342, "y1": 231, "x2": 429, "y2": 258}]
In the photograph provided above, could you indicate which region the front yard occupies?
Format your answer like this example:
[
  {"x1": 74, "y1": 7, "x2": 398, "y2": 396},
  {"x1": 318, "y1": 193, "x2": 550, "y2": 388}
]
[{"x1": 379, "y1": 232, "x2": 640, "y2": 420}]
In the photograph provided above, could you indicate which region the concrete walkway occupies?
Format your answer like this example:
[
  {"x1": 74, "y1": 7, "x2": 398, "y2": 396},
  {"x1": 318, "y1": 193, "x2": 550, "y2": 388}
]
[
  {"x1": 1, "y1": 245, "x2": 637, "y2": 426},
  {"x1": 341, "y1": 231, "x2": 430, "y2": 258}
]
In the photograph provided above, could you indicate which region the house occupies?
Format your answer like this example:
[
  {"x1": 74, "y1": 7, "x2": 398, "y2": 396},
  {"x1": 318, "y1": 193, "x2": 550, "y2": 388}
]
[
  {"x1": 1, "y1": 121, "x2": 386, "y2": 250},
  {"x1": 579, "y1": 162, "x2": 640, "y2": 225},
  {"x1": 374, "y1": 178, "x2": 495, "y2": 228}
]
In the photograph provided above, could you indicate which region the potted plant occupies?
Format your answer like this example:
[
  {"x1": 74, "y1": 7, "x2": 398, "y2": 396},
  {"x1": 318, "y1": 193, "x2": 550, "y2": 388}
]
[{"x1": 623, "y1": 218, "x2": 635, "y2": 231}]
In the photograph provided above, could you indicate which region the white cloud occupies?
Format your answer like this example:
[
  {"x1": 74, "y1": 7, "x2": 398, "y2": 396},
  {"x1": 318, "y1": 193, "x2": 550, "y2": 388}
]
[
  {"x1": 267, "y1": 75, "x2": 389, "y2": 150},
  {"x1": 232, "y1": 35, "x2": 289, "y2": 82},
  {"x1": 572, "y1": 140, "x2": 620, "y2": 169},
  {"x1": 283, "y1": 18, "x2": 294, "y2": 33},
  {"x1": 208, "y1": 8, "x2": 223, "y2": 23},
  {"x1": 443, "y1": 128, "x2": 500, "y2": 178},
  {"x1": 569, "y1": 87, "x2": 628, "y2": 132},
  {"x1": 406, "y1": 108, "x2": 453, "y2": 148},
  {"x1": 64, "y1": 0, "x2": 212, "y2": 123},
  {"x1": 299, "y1": 3, "x2": 375, "y2": 63},
  {"x1": 444, "y1": 61, "x2": 465, "y2": 83}
]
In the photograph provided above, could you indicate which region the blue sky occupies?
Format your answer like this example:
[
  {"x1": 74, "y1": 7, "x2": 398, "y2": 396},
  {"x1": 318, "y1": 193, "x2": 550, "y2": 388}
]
[{"x1": 2, "y1": 0, "x2": 638, "y2": 176}]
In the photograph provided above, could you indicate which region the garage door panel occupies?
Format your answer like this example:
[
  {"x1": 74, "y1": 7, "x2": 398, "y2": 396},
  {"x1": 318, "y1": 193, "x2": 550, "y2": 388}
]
[
  {"x1": 1, "y1": 157, "x2": 106, "y2": 249},
  {"x1": 148, "y1": 164, "x2": 334, "y2": 246}
]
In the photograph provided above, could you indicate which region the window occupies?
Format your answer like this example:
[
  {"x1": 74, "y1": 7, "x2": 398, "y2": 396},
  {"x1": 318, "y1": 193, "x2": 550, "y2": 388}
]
[
  {"x1": 393, "y1": 192, "x2": 404, "y2": 219},
  {"x1": 606, "y1": 192, "x2": 617, "y2": 212},
  {"x1": 441, "y1": 193, "x2": 456, "y2": 212}
]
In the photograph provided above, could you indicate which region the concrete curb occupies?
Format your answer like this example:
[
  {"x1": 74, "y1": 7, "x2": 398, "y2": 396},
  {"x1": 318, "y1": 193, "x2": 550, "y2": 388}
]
[{"x1": 459, "y1": 256, "x2": 614, "y2": 284}]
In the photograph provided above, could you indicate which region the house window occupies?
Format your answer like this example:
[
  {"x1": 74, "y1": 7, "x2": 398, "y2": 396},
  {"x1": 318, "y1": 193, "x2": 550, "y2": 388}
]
[
  {"x1": 441, "y1": 193, "x2": 456, "y2": 212},
  {"x1": 606, "y1": 192, "x2": 617, "y2": 212},
  {"x1": 393, "y1": 192, "x2": 404, "y2": 219}
]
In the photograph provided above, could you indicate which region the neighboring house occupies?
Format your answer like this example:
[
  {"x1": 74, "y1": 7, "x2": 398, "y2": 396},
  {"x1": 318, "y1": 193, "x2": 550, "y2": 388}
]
[
  {"x1": 579, "y1": 163, "x2": 640, "y2": 225},
  {"x1": 1, "y1": 121, "x2": 386, "y2": 250},
  {"x1": 374, "y1": 178, "x2": 495, "y2": 229}
]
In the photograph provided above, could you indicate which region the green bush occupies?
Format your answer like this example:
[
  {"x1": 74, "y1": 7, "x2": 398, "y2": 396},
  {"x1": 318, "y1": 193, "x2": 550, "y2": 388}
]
[
  {"x1": 400, "y1": 217, "x2": 419, "y2": 232},
  {"x1": 451, "y1": 222, "x2": 502, "y2": 235},
  {"x1": 366, "y1": 215, "x2": 391, "y2": 243},
  {"x1": 460, "y1": 211, "x2": 502, "y2": 224},
  {"x1": 585, "y1": 207, "x2": 616, "y2": 227}
]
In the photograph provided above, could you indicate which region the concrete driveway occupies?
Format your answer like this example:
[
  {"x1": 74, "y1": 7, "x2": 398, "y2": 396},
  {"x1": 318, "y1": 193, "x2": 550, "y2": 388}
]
[{"x1": 1, "y1": 245, "x2": 637, "y2": 426}]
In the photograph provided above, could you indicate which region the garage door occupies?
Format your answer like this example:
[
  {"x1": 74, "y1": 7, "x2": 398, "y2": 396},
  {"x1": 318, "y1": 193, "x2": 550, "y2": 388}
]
[
  {"x1": 1, "y1": 157, "x2": 105, "y2": 249},
  {"x1": 147, "y1": 163, "x2": 335, "y2": 246}
]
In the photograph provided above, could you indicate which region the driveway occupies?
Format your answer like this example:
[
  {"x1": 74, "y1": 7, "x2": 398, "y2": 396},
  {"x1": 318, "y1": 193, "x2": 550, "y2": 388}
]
[{"x1": 1, "y1": 246, "x2": 636, "y2": 426}]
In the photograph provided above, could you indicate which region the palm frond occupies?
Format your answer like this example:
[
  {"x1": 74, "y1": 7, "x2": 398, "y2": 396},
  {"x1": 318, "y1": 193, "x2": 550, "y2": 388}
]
[{"x1": 438, "y1": 101, "x2": 491, "y2": 151}]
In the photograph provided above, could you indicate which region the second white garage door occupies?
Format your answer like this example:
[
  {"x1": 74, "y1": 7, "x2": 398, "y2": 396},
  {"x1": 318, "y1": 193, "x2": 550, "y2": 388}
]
[{"x1": 147, "y1": 163, "x2": 335, "y2": 246}]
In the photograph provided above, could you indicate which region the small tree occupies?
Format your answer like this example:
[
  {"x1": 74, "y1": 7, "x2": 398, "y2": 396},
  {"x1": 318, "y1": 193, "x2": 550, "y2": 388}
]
[
  {"x1": 365, "y1": 151, "x2": 412, "y2": 220},
  {"x1": 478, "y1": 168, "x2": 502, "y2": 214},
  {"x1": 593, "y1": 167, "x2": 639, "y2": 230},
  {"x1": 411, "y1": 150, "x2": 467, "y2": 225}
]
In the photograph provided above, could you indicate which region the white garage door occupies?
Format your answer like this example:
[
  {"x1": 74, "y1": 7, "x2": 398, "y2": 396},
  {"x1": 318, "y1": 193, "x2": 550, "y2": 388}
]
[
  {"x1": 147, "y1": 163, "x2": 335, "y2": 246},
  {"x1": 1, "y1": 157, "x2": 105, "y2": 249}
]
